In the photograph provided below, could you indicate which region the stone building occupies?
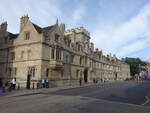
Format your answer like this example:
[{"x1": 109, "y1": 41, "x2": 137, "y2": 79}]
[
  {"x1": 141, "y1": 63, "x2": 150, "y2": 77},
  {"x1": 147, "y1": 63, "x2": 150, "y2": 76},
  {"x1": 0, "y1": 15, "x2": 130, "y2": 88}
]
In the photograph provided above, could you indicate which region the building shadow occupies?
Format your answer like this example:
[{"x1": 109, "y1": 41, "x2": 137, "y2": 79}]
[{"x1": 103, "y1": 82, "x2": 150, "y2": 105}]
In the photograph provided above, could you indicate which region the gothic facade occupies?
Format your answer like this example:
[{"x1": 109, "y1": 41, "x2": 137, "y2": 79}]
[{"x1": 0, "y1": 15, "x2": 130, "y2": 87}]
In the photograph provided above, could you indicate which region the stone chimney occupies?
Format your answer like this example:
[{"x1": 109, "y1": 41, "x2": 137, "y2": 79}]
[
  {"x1": 59, "y1": 24, "x2": 65, "y2": 33},
  {"x1": 109, "y1": 53, "x2": 112, "y2": 61},
  {"x1": 113, "y1": 54, "x2": 116, "y2": 61},
  {"x1": 0, "y1": 22, "x2": 7, "y2": 37},
  {"x1": 0, "y1": 22, "x2": 7, "y2": 32},
  {"x1": 20, "y1": 15, "x2": 29, "y2": 32},
  {"x1": 95, "y1": 48, "x2": 99, "y2": 53}
]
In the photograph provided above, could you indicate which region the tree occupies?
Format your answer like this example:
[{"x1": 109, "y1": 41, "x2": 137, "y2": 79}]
[{"x1": 123, "y1": 57, "x2": 147, "y2": 76}]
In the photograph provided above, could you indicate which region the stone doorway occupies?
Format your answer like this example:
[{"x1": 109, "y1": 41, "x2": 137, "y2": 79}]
[
  {"x1": 84, "y1": 68, "x2": 88, "y2": 83},
  {"x1": 26, "y1": 68, "x2": 32, "y2": 89},
  {"x1": 115, "y1": 72, "x2": 118, "y2": 80}
]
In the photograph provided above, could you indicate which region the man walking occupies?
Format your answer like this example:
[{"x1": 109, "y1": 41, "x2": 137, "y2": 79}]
[
  {"x1": 42, "y1": 78, "x2": 45, "y2": 88},
  {"x1": 45, "y1": 78, "x2": 49, "y2": 88},
  {"x1": 79, "y1": 77, "x2": 82, "y2": 86},
  {"x1": 11, "y1": 78, "x2": 16, "y2": 90}
]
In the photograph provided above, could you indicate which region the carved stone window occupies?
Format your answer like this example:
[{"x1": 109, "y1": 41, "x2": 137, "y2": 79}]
[
  {"x1": 46, "y1": 68, "x2": 49, "y2": 77},
  {"x1": 11, "y1": 52, "x2": 15, "y2": 60},
  {"x1": 70, "y1": 55, "x2": 74, "y2": 63},
  {"x1": 79, "y1": 57, "x2": 82, "y2": 65},
  {"x1": 21, "y1": 51, "x2": 24, "y2": 59},
  {"x1": 27, "y1": 50, "x2": 31, "y2": 60},
  {"x1": 28, "y1": 67, "x2": 36, "y2": 77},
  {"x1": 51, "y1": 48, "x2": 55, "y2": 59},
  {"x1": 8, "y1": 68, "x2": 12, "y2": 76},
  {"x1": 24, "y1": 31, "x2": 30, "y2": 40}
]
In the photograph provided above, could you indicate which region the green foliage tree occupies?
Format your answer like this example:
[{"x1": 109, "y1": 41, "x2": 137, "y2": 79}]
[{"x1": 122, "y1": 57, "x2": 147, "y2": 76}]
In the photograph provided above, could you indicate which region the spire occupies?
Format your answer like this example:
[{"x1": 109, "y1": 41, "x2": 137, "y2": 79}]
[{"x1": 56, "y1": 19, "x2": 58, "y2": 25}]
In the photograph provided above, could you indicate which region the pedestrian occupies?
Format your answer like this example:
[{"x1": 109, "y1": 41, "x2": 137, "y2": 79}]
[
  {"x1": 42, "y1": 78, "x2": 45, "y2": 88},
  {"x1": 14, "y1": 78, "x2": 16, "y2": 89},
  {"x1": 100, "y1": 78, "x2": 103, "y2": 83},
  {"x1": 11, "y1": 78, "x2": 16, "y2": 90},
  {"x1": 96, "y1": 79, "x2": 98, "y2": 83},
  {"x1": 45, "y1": 78, "x2": 49, "y2": 88},
  {"x1": 79, "y1": 77, "x2": 82, "y2": 86}
]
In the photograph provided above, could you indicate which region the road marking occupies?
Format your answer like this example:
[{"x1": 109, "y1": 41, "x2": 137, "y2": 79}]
[{"x1": 142, "y1": 91, "x2": 150, "y2": 106}]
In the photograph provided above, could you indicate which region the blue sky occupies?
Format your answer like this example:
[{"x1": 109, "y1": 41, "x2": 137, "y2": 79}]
[{"x1": 0, "y1": 0, "x2": 150, "y2": 61}]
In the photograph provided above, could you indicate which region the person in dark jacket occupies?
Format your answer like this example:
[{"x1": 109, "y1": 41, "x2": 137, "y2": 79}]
[{"x1": 79, "y1": 77, "x2": 82, "y2": 86}]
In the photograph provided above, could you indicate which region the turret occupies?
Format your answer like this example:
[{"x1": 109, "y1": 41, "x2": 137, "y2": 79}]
[
  {"x1": 0, "y1": 22, "x2": 7, "y2": 32},
  {"x1": 90, "y1": 42, "x2": 94, "y2": 51},
  {"x1": 59, "y1": 24, "x2": 65, "y2": 33},
  {"x1": 0, "y1": 22, "x2": 7, "y2": 37},
  {"x1": 65, "y1": 27, "x2": 90, "y2": 43},
  {"x1": 113, "y1": 54, "x2": 117, "y2": 61},
  {"x1": 20, "y1": 15, "x2": 29, "y2": 32}
]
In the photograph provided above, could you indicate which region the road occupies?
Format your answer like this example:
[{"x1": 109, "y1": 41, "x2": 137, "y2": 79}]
[{"x1": 0, "y1": 81, "x2": 150, "y2": 113}]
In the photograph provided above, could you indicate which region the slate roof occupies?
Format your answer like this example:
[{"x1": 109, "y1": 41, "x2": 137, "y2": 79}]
[
  {"x1": 5, "y1": 23, "x2": 55, "y2": 40},
  {"x1": 32, "y1": 23, "x2": 55, "y2": 34},
  {"x1": 8, "y1": 32, "x2": 18, "y2": 39}
]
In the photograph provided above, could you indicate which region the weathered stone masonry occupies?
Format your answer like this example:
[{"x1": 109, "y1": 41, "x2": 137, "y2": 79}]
[{"x1": 0, "y1": 15, "x2": 130, "y2": 87}]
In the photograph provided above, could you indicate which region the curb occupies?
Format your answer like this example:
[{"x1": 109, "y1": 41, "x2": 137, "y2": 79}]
[{"x1": 1, "y1": 81, "x2": 118, "y2": 98}]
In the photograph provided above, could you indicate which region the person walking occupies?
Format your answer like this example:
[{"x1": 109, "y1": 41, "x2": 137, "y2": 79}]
[
  {"x1": 11, "y1": 78, "x2": 16, "y2": 90},
  {"x1": 14, "y1": 78, "x2": 16, "y2": 89},
  {"x1": 42, "y1": 78, "x2": 45, "y2": 88},
  {"x1": 79, "y1": 77, "x2": 82, "y2": 86},
  {"x1": 45, "y1": 78, "x2": 49, "y2": 88}
]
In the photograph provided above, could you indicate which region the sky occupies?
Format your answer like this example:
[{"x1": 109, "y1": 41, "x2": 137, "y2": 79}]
[{"x1": 0, "y1": 0, "x2": 150, "y2": 61}]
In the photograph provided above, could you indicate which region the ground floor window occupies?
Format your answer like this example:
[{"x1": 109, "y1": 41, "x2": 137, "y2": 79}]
[
  {"x1": 76, "y1": 70, "x2": 80, "y2": 78},
  {"x1": 8, "y1": 68, "x2": 12, "y2": 76},
  {"x1": 28, "y1": 67, "x2": 36, "y2": 77},
  {"x1": 51, "y1": 48, "x2": 55, "y2": 59},
  {"x1": 46, "y1": 68, "x2": 49, "y2": 77}
]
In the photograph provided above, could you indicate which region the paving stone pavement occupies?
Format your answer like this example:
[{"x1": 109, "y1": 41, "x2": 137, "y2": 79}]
[{"x1": 0, "y1": 82, "x2": 102, "y2": 98}]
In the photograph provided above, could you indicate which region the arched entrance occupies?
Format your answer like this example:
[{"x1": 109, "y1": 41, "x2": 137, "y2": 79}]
[
  {"x1": 114, "y1": 72, "x2": 118, "y2": 80},
  {"x1": 84, "y1": 68, "x2": 88, "y2": 83},
  {"x1": 26, "y1": 69, "x2": 32, "y2": 89}
]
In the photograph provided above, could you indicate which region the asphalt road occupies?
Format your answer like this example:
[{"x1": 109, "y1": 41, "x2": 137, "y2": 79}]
[{"x1": 0, "y1": 81, "x2": 150, "y2": 113}]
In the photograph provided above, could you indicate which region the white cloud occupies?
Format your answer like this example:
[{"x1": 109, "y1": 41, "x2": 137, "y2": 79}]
[
  {"x1": 0, "y1": 0, "x2": 86, "y2": 33},
  {"x1": 117, "y1": 38, "x2": 150, "y2": 56},
  {"x1": 91, "y1": 2, "x2": 150, "y2": 57},
  {"x1": 72, "y1": 6, "x2": 86, "y2": 25},
  {"x1": 0, "y1": 0, "x2": 62, "y2": 32}
]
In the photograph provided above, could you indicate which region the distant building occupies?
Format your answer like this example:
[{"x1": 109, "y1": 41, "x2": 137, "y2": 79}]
[
  {"x1": 0, "y1": 15, "x2": 130, "y2": 88},
  {"x1": 147, "y1": 63, "x2": 150, "y2": 76}
]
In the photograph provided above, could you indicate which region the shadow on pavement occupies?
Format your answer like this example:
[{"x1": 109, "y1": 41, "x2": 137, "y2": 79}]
[
  {"x1": 52, "y1": 82, "x2": 150, "y2": 106},
  {"x1": 103, "y1": 82, "x2": 150, "y2": 105}
]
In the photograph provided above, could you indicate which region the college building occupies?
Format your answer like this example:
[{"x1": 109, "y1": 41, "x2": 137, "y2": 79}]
[{"x1": 0, "y1": 15, "x2": 130, "y2": 88}]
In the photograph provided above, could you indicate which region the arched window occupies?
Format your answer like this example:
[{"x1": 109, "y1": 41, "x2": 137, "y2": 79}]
[
  {"x1": 51, "y1": 48, "x2": 55, "y2": 59},
  {"x1": 24, "y1": 32, "x2": 30, "y2": 40}
]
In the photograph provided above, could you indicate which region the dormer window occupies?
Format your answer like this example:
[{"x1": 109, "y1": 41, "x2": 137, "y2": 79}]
[{"x1": 25, "y1": 32, "x2": 30, "y2": 40}]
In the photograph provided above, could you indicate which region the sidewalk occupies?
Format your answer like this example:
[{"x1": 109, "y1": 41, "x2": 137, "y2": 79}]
[
  {"x1": 0, "y1": 80, "x2": 120, "y2": 98},
  {"x1": 0, "y1": 82, "x2": 96, "y2": 98}
]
